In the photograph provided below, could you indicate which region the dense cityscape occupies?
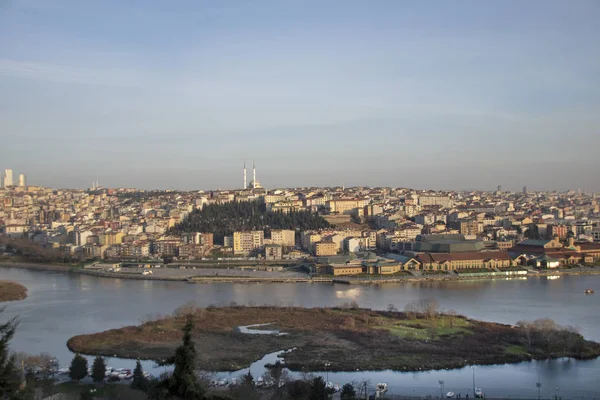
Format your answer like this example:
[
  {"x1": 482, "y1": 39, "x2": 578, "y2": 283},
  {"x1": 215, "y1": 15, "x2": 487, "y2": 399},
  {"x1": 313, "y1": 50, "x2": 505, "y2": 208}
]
[{"x1": 2, "y1": 165, "x2": 600, "y2": 279}]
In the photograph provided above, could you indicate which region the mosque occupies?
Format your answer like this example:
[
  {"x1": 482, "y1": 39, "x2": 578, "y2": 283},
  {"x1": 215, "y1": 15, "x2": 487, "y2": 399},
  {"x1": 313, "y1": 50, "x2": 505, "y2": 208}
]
[{"x1": 243, "y1": 162, "x2": 265, "y2": 193}]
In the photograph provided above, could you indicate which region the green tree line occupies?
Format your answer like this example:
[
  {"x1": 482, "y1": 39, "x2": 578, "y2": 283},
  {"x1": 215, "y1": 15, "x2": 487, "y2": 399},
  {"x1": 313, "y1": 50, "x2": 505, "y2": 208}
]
[{"x1": 171, "y1": 201, "x2": 331, "y2": 243}]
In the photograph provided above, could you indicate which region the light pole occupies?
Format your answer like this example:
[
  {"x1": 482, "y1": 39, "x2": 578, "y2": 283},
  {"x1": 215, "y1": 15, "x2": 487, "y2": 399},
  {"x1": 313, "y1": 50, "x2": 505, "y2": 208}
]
[
  {"x1": 555, "y1": 386, "x2": 560, "y2": 400},
  {"x1": 439, "y1": 380, "x2": 445, "y2": 399},
  {"x1": 324, "y1": 361, "x2": 331, "y2": 400},
  {"x1": 536, "y1": 381, "x2": 542, "y2": 400},
  {"x1": 472, "y1": 367, "x2": 476, "y2": 396}
]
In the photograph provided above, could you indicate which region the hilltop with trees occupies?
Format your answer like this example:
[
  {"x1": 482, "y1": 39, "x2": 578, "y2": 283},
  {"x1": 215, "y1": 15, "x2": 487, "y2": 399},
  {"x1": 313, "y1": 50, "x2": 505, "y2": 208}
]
[{"x1": 171, "y1": 201, "x2": 331, "y2": 243}]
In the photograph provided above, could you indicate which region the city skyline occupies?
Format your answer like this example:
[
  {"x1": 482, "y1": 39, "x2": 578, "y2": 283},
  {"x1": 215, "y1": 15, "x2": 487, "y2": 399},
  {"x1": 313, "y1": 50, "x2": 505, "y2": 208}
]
[
  {"x1": 0, "y1": 162, "x2": 597, "y2": 194},
  {"x1": 1, "y1": 1, "x2": 599, "y2": 190}
]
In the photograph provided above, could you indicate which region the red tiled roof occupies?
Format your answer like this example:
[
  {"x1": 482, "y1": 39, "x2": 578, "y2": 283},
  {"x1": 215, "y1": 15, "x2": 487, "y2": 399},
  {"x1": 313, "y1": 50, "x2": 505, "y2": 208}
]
[{"x1": 416, "y1": 251, "x2": 511, "y2": 263}]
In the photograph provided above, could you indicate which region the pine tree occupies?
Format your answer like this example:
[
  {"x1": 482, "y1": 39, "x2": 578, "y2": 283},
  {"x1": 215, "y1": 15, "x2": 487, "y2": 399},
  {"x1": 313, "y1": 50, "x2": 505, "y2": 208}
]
[
  {"x1": 0, "y1": 309, "x2": 20, "y2": 397},
  {"x1": 309, "y1": 376, "x2": 333, "y2": 400},
  {"x1": 91, "y1": 356, "x2": 106, "y2": 383},
  {"x1": 169, "y1": 317, "x2": 203, "y2": 399},
  {"x1": 131, "y1": 360, "x2": 147, "y2": 391},
  {"x1": 69, "y1": 354, "x2": 88, "y2": 381},
  {"x1": 340, "y1": 383, "x2": 357, "y2": 399}
]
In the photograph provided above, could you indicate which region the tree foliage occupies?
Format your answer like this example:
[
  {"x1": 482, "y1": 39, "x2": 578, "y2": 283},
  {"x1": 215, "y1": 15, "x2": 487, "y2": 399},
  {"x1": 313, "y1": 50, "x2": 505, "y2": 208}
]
[
  {"x1": 171, "y1": 201, "x2": 330, "y2": 243},
  {"x1": 340, "y1": 383, "x2": 357, "y2": 400},
  {"x1": 0, "y1": 308, "x2": 20, "y2": 397},
  {"x1": 91, "y1": 355, "x2": 106, "y2": 383},
  {"x1": 69, "y1": 353, "x2": 88, "y2": 381},
  {"x1": 131, "y1": 360, "x2": 148, "y2": 391},
  {"x1": 308, "y1": 376, "x2": 334, "y2": 400},
  {"x1": 169, "y1": 318, "x2": 204, "y2": 399}
]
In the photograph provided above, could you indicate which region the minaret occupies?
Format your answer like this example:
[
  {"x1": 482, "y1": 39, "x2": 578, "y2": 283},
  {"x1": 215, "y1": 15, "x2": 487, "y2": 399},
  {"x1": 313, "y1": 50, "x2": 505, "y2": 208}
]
[
  {"x1": 253, "y1": 161, "x2": 256, "y2": 189},
  {"x1": 243, "y1": 162, "x2": 247, "y2": 189}
]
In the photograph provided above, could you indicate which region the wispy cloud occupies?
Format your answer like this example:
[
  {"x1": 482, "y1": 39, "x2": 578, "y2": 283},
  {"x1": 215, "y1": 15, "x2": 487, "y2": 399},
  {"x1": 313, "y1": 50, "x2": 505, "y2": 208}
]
[{"x1": 0, "y1": 58, "x2": 154, "y2": 88}]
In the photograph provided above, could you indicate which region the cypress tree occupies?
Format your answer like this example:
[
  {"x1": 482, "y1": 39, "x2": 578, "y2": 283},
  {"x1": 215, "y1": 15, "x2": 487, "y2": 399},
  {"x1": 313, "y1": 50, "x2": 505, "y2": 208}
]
[
  {"x1": 0, "y1": 310, "x2": 20, "y2": 397},
  {"x1": 131, "y1": 360, "x2": 147, "y2": 391},
  {"x1": 169, "y1": 317, "x2": 203, "y2": 399},
  {"x1": 91, "y1": 356, "x2": 106, "y2": 383},
  {"x1": 69, "y1": 354, "x2": 88, "y2": 381}
]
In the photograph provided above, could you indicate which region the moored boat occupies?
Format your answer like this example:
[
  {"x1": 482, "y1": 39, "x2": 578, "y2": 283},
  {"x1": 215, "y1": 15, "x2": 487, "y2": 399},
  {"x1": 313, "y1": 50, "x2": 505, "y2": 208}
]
[{"x1": 585, "y1": 289, "x2": 594, "y2": 294}]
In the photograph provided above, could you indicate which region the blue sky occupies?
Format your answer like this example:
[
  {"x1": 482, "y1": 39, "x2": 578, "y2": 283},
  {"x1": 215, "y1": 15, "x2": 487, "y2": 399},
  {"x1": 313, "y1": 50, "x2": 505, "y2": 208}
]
[{"x1": 1, "y1": 0, "x2": 599, "y2": 191}]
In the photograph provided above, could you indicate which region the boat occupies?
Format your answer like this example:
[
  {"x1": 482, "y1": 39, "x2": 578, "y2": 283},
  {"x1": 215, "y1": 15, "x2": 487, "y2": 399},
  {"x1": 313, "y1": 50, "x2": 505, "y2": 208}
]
[
  {"x1": 256, "y1": 376, "x2": 264, "y2": 387},
  {"x1": 446, "y1": 392, "x2": 456, "y2": 398},
  {"x1": 57, "y1": 367, "x2": 70, "y2": 375},
  {"x1": 475, "y1": 388, "x2": 484, "y2": 398},
  {"x1": 375, "y1": 383, "x2": 388, "y2": 398},
  {"x1": 585, "y1": 289, "x2": 594, "y2": 294}
]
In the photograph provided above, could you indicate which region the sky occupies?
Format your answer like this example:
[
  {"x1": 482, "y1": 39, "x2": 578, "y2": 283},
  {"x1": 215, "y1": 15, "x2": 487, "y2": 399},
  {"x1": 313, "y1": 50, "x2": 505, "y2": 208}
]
[{"x1": 1, "y1": 0, "x2": 599, "y2": 191}]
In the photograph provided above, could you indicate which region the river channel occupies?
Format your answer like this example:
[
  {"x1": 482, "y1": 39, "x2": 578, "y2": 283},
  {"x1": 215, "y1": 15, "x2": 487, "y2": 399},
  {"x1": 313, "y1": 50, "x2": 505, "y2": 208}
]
[{"x1": 1, "y1": 267, "x2": 599, "y2": 398}]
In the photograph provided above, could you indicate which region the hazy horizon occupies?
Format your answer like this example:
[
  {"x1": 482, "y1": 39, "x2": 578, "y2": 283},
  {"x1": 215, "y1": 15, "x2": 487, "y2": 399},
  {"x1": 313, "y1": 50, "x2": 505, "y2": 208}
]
[{"x1": 2, "y1": 1, "x2": 599, "y2": 191}]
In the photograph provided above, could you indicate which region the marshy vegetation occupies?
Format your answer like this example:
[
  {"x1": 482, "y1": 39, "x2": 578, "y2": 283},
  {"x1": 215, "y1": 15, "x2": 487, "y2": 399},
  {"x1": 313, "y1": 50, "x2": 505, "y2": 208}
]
[{"x1": 67, "y1": 300, "x2": 600, "y2": 373}]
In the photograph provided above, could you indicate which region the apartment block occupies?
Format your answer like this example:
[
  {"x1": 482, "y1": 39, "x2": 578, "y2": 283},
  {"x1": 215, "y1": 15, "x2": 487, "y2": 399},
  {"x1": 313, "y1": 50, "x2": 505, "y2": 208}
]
[
  {"x1": 314, "y1": 241, "x2": 338, "y2": 256},
  {"x1": 270, "y1": 229, "x2": 295, "y2": 247},
  {"x1": 233, "y1": 230, "x2": 265, "y2": 255},
  {"x1": 264, "y1": 244, "x2": 283, "y2": 260}
]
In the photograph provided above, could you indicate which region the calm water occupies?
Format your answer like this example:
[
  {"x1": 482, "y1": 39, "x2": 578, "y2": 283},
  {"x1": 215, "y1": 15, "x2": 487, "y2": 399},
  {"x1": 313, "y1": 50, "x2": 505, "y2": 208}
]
[{"x1": 1, "y1": 267, "x2": 599, "y2": 397}]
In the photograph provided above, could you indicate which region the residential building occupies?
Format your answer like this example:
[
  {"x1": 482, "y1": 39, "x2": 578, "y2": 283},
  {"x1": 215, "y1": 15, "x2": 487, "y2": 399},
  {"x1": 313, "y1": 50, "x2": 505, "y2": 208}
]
[
  {"x1": 326, "y1": 198, "x2": 368, "y2": 215},
  {"x1": 271, "y1": 229, "x2": 296, "y2": 247},
  {"x1": 459, "y1": 220, "x2": 481, "y2": 236},
  {"x1": 418, "y1": 195, "x2": 452, "y2": 208},
  {"x1": 233, "y1": 230, "x2": 265, "y2": 255},
  {"x1": 314, "y1": 241, "x2": 338, "y2": 256},
  {"x1": 264, "y1": 244, "x2": 283, "y2": 260}
]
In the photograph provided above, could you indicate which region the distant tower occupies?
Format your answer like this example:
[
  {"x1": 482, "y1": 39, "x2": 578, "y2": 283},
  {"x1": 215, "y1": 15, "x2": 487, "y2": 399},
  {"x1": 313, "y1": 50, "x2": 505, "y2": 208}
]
[
  {"x1": 3, "y1": 169, "x2": 13, "y2": 187},
  {"x1": 18, "y1": 174, "x2": 26, "y2": 187},
  {"x1": 243, "y1": 162, "x2": 247, "y2": 190},
  {"x1": 497, "y1": 185, "x2": 502, "y2": 192},
  {"x1": 253, "y1": 161, "x2": 256, "y2": 189},
  {"x1": 523, "y1": 186, "x2": 528, "y2": 194}
]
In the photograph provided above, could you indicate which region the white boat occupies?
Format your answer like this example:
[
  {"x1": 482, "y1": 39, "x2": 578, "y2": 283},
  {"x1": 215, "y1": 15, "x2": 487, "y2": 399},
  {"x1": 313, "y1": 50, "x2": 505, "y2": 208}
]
[
  {"x1": 256, "y1": 376, "x2": 264, "y2": 387},
  {"x1": 57, "y1": 367, "x2": 70, "y2": 375},
  {"x1": 446, "y1": 391, "x2": 456, "y2": 398},
  {"x1": 375, "y1": 383, "x2": 388, "y2": 398},
  {"x1": 217, "y1": 379, "x2": 227, "y2": 386},
  {"x1": 475, "y1": 388, "x2": 484, "y2": 398}
]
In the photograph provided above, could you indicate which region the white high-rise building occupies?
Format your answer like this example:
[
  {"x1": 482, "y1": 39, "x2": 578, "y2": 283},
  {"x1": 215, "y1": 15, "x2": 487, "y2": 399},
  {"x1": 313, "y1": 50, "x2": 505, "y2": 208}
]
[
  {"x1": 3, "y1": 169, "x2": 13, "y2": 187},
  {"x1": 18, "y1": 174, "x2": 27, "y2": 187}
]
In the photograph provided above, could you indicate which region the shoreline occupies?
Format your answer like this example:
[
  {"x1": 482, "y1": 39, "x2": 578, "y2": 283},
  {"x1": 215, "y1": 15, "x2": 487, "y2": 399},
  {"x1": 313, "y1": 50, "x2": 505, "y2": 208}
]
[{"x1": 2, "y1": 261, "x2": 600, "y2": 285}]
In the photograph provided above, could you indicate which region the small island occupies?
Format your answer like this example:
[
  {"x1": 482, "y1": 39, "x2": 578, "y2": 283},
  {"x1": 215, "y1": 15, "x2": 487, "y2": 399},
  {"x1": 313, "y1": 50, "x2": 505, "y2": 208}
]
[
  {"x1": 0, "y1": 280, "x2": 28, "y2": 302},
  {"x1": 67, "y1": 304, "x2": 600, "y2": 373}
]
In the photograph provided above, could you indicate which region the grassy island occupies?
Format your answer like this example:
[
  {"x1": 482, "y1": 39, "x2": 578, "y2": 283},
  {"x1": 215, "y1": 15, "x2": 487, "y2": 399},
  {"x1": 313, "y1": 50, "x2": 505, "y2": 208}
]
[
  {"x1": 67, "y1": 305, "x2": 600, "y2": 372},
  {"x1": 0, "y1": 280, "x2": 28, "y2": 302}
]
